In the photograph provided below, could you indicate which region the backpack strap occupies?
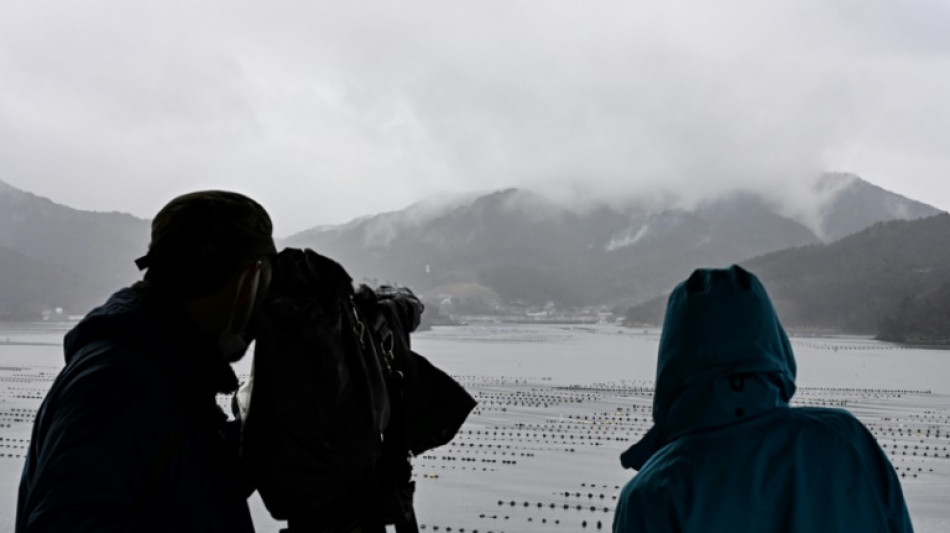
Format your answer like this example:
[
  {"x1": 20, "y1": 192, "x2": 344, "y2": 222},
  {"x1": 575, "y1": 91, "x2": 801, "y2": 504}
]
[{"x1": 352, "y1": 288, "x2": 420, "y2": 533}]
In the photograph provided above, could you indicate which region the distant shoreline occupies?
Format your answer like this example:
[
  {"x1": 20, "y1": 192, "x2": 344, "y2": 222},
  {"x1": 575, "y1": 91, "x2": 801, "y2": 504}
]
[
  {"x1": 626, "y1": 323, "x2": 950, "y2": 351},
  {"x1": 0, "y1": 340, "x2": 61, "y2": 347},
  {"x1": 0, "y1": 321, "x2": 75, "y2": 329}
]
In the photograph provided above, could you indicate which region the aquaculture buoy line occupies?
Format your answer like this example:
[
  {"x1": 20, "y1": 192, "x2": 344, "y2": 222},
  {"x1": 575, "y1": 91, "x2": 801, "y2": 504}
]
[
  {"x1": 0, "y1": 354, "x2": 947, "y2": 531},
  {"x1": 411, "y1": 377, "x2": 634, "y2": 530},
  {"x1": 420, "y1": 331, "x2": 580, "y2": 344},
  {"x1": 409, "y1": 375, "x2": 950, "y2": 531}
]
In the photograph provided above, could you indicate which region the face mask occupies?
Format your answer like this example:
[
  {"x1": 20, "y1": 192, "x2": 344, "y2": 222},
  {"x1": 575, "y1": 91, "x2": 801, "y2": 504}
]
[
  {"x1": 217, "y1": 262, "x2": 262, "y2": 363},
  {"x1": 217, "y1": 330, "x2": 250, "y2": 364}
]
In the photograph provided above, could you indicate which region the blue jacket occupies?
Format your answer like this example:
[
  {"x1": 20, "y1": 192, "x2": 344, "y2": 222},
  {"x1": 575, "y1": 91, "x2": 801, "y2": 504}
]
[
  {"x1": 16, "y1": 285, "x2": 254, "y2": 533},
  {"x1": 614, "y1": 266, "x2": 912, "y2": 532}
]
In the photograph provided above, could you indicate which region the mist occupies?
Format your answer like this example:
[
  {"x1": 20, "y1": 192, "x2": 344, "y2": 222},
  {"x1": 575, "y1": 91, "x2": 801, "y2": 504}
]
[{"x1": 2, "y1": 0, "x2": 949, "y2": 236}]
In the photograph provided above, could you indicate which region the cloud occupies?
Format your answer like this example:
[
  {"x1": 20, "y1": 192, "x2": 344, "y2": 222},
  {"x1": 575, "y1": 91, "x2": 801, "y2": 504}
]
[{"x1": 1, "y1": 0, "x2": 949, "y2": 236}]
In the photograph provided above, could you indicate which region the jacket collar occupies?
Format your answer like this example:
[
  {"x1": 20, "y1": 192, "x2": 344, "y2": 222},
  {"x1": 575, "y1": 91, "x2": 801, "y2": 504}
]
[{"x1": 65, "y1": 283, "x2": 239, "y2": 397}]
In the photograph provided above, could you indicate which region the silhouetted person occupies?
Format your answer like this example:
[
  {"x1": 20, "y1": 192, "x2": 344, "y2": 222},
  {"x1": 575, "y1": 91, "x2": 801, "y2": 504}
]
[
  {"x1": 614, "y1": 266, "x2": 912, "y2": 532},
  {"x1": 16, "y1": 191, "x2": 277, "y2": 532}
]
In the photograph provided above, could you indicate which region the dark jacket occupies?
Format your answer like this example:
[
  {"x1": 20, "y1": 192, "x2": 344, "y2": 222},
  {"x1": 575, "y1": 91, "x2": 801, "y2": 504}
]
[
  {"x1": 614, "y1": 266, "x2": 913, "y2": 532},
  {"x1": 16, "y1": 285, "x2": 255, "y2": 533}
]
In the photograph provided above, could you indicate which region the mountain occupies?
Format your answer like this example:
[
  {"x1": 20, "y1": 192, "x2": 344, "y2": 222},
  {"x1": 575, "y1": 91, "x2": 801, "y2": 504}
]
[
  {"x1": 0, "y1": 173, "x2": 939, "y2": 321},
  {"x1": 625, "y1": 214, "x2": 950, "y2": 343},
  {"x1": 285, "y1": 175, "x2": 941, "y2": 309},
  {"x1": 816, "y1": 173, "x2": 940, "y2": 240},
  {"x1": 745, "y1": 213, "x2": 950, "y2": 336},
  {"x1": 877, "y1": 282, "x2": 950, "y2": 345},
  {"x1": 0, "y1": 180, "x2": 150, "y2": 317},
  {"x1": 284, "y1": 187, "x2": 818, "y2": 307},
  {"x1": 286, "y1": 189, "x2": 623, "y2": 306},
  {"x1": 0, "y1": 246, "x2": 95, "y2": 319}
]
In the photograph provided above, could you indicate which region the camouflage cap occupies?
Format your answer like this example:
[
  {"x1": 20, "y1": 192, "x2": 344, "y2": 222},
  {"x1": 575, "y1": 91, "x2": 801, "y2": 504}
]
[{"x1": 135, "y1": 190, "x2": 277, "y2": 270}]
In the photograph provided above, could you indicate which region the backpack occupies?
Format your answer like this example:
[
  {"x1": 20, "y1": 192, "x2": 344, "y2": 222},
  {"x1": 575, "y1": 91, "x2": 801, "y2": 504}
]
[{"x1": 237, "y1": 248, "x2": 475, "y2": 532}]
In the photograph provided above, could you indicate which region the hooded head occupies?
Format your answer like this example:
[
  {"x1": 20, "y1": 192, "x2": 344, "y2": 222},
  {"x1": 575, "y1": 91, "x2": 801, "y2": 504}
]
[{"x1": 621, "y1": 265, "x2": 797, "y2": 470}]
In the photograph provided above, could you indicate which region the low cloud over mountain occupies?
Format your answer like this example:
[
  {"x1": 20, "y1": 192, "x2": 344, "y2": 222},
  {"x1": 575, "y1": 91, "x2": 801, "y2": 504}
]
[
  {"x1": 0, "y1": 174, "x2": 938, "y2": 321},
  {"x1": 285, "y1": 174, "x2": 939, "y2": 308}
]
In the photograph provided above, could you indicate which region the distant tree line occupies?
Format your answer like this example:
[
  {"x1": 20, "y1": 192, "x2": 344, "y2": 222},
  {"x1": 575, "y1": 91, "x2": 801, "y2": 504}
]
[
  {"x1": 877, "y1": 283, "x2": 950, "y2": 345},
  {"x1": 625, "y1": 214, "x2": 950, "y2": 346}
]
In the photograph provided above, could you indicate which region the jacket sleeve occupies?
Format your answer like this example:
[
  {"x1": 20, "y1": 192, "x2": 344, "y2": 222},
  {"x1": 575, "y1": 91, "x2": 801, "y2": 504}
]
[
  {"x1": 810, "y1": 408, "x2": 915, "y2": 533},
  {"x1": 854, "y1": 422, "x2": 914, "y2": 532},
  {"x1": 613, "y1": 477, "x2": 682, "y2": 533},
  {"x1": 18, "y1": 348, "x2": 174, "y2": 533}
]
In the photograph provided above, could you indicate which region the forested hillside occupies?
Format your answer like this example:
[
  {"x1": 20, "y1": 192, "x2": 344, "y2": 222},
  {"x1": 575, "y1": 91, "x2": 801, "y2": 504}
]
[
  {"x1": 626, "y1": 214, "x2": 950, "y2": 344},
  {"x1": 0, "y1": 180, "x2": 149, "y2": 318}
]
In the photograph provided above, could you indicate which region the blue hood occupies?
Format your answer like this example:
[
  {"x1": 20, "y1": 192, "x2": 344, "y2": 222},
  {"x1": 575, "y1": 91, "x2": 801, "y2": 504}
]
[{"x1": 621, "y1": 265, "x2": 797, "y2": 469}]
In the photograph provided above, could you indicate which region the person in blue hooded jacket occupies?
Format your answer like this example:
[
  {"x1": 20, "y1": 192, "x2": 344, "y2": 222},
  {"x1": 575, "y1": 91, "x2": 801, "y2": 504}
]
[
  {"x1": 614, "y1": 266, "x2": 913, "y2": 533},
  {"x1": 16, "y1": 191, "x2": 277, "y2": 532}
]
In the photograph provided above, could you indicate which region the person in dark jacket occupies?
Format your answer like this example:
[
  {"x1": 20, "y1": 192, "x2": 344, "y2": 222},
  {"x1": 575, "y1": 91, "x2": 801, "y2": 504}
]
[
  {"x1": 16, "y1": 191, "x2": 277, "y2": 532},
  {"x1": 614, "y1": 265, "x2": 913, "y2": 533}
]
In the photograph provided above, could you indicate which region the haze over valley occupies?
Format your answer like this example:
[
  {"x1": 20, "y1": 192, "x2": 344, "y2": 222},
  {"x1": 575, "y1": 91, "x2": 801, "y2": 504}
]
[{"x1": 2, "y1": 174, "x2": 945, "y2": 343}]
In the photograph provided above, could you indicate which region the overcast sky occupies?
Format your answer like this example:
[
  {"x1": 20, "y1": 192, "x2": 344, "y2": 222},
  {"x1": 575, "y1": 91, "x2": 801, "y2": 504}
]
[{"x1": 2, "y1": 0, "x2": 949, "y2": 236}]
